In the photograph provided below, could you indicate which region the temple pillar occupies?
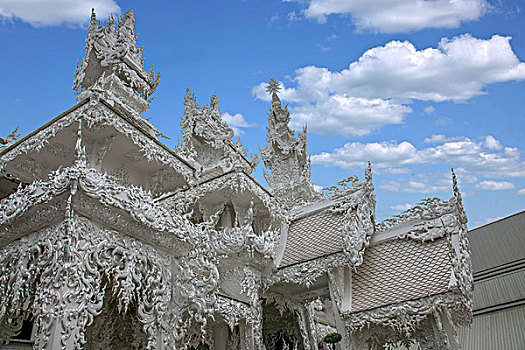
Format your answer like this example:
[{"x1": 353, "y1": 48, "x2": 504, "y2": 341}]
[
  {"x1": 213, "y1": 320, "x2": 230, "y2": 350},
  {"x1": 327, "y1": 268, "x2": 352, "y2": 350}
]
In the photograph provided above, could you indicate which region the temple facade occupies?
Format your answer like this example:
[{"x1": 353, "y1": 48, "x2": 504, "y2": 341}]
[{"x1": 0, "y1": 11, "x2": 473, "y2": 350}]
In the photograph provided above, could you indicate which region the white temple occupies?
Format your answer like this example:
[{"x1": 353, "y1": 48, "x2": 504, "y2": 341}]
[{"x1": 0, "y1": 10, "x2": 473, "y2": 350}]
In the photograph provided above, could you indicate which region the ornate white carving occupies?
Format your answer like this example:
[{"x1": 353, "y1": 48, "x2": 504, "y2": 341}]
[
  {"x1": 267, "y1": 253, "x2": 349, "y2": 288},
  {"x1": 327, "y1": 164, "x2": 376, "y2": 266},
  {"x1": 73, "y1": 10, "x2": 160, "y2": 117},
  {"x1": 261, "y1": 78, "x2": 319, "y2": 207},
  {"x1": 177, "y1": 88, "x2": 259, "y2": 175},
  {"x1": 82, "y1": 103, "x2": 196, "y2": 184},
  {"x1": 0, "y1": 10, "x2": 474, "y2": 350},
  {"x1": 344, "y1": 292, "x2": 471, "y2": 342},
  {"x1": 215, "y1": 296, "x2": 250, "y2": 331},
  {"x1": 164, "y1": 170, "x2": 281, "y2": 220},
  {"x1": 0, "y1": 215, "x2": 173, "y2": 349}
]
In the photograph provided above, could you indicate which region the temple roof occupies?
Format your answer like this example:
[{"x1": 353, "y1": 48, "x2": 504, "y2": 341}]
[
  {"x1": 351, "y1": 237, "x2": 452, "y2": 313},
  {"x1": 279, "y1": 208, "x2": 344, "y2": 267}
]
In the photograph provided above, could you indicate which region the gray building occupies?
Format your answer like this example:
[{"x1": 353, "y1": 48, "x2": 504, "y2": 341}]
[{"x1": 458, "y1": 211, "x2": 525, "y2": 349}]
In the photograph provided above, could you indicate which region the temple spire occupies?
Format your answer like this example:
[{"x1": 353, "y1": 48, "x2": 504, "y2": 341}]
[
  {"x1": 261, "y1": 76, "x2": 319, "y2": 207},
  {"x1": 73, "y1": 10, "x2": 160, "y2": 117}
]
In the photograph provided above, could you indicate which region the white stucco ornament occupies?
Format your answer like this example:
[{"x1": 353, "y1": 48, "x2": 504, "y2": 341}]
[{"x1": 0, "y1": 10, "x2": 472, "y2": 350}]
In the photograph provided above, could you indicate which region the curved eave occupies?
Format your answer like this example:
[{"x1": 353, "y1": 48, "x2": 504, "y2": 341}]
[{"x1": 0, "y1": 98, "x2": 197, "y2": 185}]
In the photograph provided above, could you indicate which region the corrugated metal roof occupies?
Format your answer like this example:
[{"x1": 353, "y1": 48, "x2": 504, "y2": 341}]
[
  {"x1": 458, "y1": 306, "x2": 525, "y2": 350},
  {"x1": 280, "y1": 209, "x2": 344, "y2": 267},
  {"x1": 351, "y1": 238, "x2": 452, "y2": 313},
  {"x1": 458, "y1": 212, "x2": 525, "y2": 349},
  {"x1": 472, "y1": 269, "x2": 525, "y2": 311},
  {"x1": 468, "y1": 211, "x2": 525, "y2": 273}
]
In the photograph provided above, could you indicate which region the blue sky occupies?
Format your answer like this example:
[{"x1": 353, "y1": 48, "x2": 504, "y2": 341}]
[{"x1": 1, "y1": 0, "x2": 524, "y2": 227}]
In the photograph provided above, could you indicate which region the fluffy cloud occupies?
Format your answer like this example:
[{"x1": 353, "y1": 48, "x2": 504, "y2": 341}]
[
  {"x1": 476, "y1": 181, "x2": 515, "y2": 191},
  {"x1": 423, "y1": 106, "x2": 436, "y2": 115},
  {"x1": 311, "y1": 135, "x2": 525, "y2": 178},
  {"x1": 290, "y1": 96, "x2": 409, "y2": 137},
  {"x1": 0, "y1": 0, "x2": 120, "y2": 27},
  {"x1": 484, "y1": 135, "x2": 503, "y2": 150},
  {"x1": 222, "y1": 112, "x2": 252, "y2": 136},
  {"x1": 291, "y1": 0, "x2": 489, "y2": 33},
  {"x1": 254, "y1": 34, "x2": 525, "y2": 137},
  {"x1": 517, "y1": 189, "x2": 525, "y2": 196},
  {"x1": 390, "y1": 203, "x2": 413, "y2": 211}
]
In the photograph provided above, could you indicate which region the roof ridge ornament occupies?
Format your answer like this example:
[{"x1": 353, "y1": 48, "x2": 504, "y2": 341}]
[
  {"x1": 177, "y1": 87, "x2": 258, "y2": 174},
  {"x1": 73, "y1": 9, "x2": 160, "y2": 117},
  {"x1": 261, "y1": 76, "x2": 319, "y2": 208}
]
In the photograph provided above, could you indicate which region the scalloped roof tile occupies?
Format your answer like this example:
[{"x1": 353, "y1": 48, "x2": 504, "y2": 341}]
[
  {"x1": 279, "y1": 208, "x2": 344, "y2": 268},
  {"x1": 351, "y1": 237, "x2": 452, "y2": 313}
]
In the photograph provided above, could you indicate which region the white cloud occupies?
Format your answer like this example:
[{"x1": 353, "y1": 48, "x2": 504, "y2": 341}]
[
  {"x1": 390, "y1": 203, "x2": 413, "y2": 211},
  {"x1": 0, "y1": 0, "x2": 120, "y2": 27},
  {"x1": 311, "y1": 136, "x2": 525, "y2": 178},
  {"x1": 484, "y1": 135, "x2": 503, "y2": 150},
  {"x1": 295, "y1": 0, "x2": 489, "y2": 33},
  {"x1": 476, "y1": 180, "x2": 515, "y2": 190},
  {"x1": 222, "y1": 112, "x2": 252, "y2": 136},
  {"x1": 517, "y1": 189, "x2": 525, "y2": 195},
  {"x1": 424, "y1": 106, "x2": 436, "y2": 115},
  {"x1": 253, "y1": 35, "x2": 525, "y2": 137},
  {"x1": 290, "y1": 96, "x2": 409, "y2": 137}
]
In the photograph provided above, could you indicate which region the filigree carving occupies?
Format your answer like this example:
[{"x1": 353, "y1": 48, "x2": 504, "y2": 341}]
[
  {"x1": 73, "y1": 10, "x2": 160, "y2": 116},
  {"x1": 327, "y1": 166, "x2": 375, "y2": 266},
  {"x1": 267, "y1": 253, "x2": 350, "y2": 288},
  {"x1": 261, "y1": 79, "x2": 319, "y2": 207},
  {"x1": 0, "y1": 10, "x2": 474, "y2": 350},
  {"x1": 177, "y1": 88, "x2": 258, "y2": 175},
  {"x1": 0, "y1": 215, "x2": 173, "y2": 349},
  {"x1": 345, "y1": 292, "x2": 471, "y2": 338},
  {"x1": 164, "y1": 171, "x2": 281, "y2": 220},
  {"x1": 82, "y1": 104, "x2": 196, "y2": 184},
  {"x1": 215, "y1": 296, "x2": 250, "y2": 331}
]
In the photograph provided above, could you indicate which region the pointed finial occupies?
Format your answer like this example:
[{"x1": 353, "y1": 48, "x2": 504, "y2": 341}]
[
  {"x1": 451, "y1": 167, "x2": 468, "y2": 224},
  {"x1": 210, "y1": 92, "x2": 219, "y2": 111},
  {"x1": 365, "y1": 161, "x2": 373, "y2": 181},
  {"x1": 266, "y1": 76, "x2": 281, "y2": 95},
  {"x1": 451, "y1": 167, "x2": 458, "y2": 190},
  {"x1": 88, "y1": 8, "x2": 97, "y2": 33}
]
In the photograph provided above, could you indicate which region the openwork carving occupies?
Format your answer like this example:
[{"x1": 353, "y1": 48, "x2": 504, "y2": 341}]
[
  {"x1": 177, "y1": 88, "x2": 259, "y2": 175},
  {"x1": 328, "y1": 164, "x2": 376, "y2": 266},
  {"x1": 0, "y1": 215, "x2": 172, "y2": 349},
  {"x1": 261, "y1": 78, "x2": 319, "y2": 207},
  {"x1": 73, "y1": 10, "x2": 160, "y2": 115},
  {"x1": 345, "y1": 292, "x2": 471, "y2": 342},
  {"x1": 267, "y1": 253, "x2": 349, "y2": 288}
]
